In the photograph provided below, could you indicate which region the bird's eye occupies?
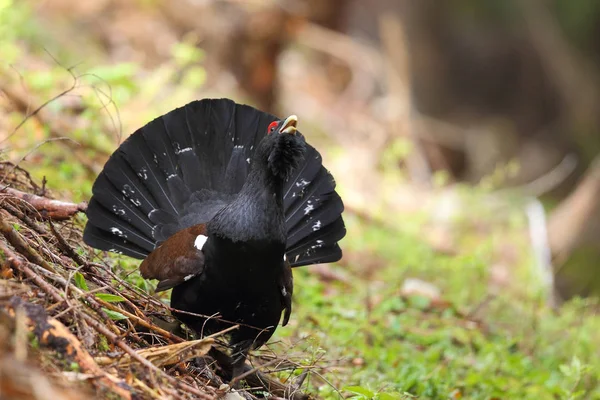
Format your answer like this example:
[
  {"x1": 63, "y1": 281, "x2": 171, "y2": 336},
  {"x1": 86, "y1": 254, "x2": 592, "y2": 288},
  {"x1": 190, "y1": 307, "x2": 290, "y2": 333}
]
[{"x1": 267, "y1": 121, "x2": 278, "y2": 135}]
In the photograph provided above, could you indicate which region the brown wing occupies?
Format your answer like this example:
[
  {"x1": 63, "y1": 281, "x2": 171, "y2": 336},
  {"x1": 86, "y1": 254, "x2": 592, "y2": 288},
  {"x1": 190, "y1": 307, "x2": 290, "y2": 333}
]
[
  {"x1": 280, "y1": 258, "x2": 293, "y2": 326},
  {"x1": 139, "y1": 224, "x2": 207, "y2": 292}
]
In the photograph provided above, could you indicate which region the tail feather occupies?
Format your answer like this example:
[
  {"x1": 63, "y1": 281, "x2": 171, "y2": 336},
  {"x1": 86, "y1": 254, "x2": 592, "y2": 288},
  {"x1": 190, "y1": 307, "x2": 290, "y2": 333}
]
[
  {"x1": 142, "y1": 119, "x2": 180, "y2": 183},
  {"x1": 185, "y1": 100, "x2": 237, "y2": 191},
  {"x1": 282, "y1": 148, "x2": 345, "y2": 267},
  {"x1": 85, "y1": 199, "x2": 155, "y2": 251},
  {"x1": 222, "y1": 104, "x2": 263, "y2": 193},
  {"x1": 100, "y1": 152, "x2": 158, "y2": 215},
  {"x1": 286, "y1": 217, "x2": 346, "y2": 255},
  {"x1": 84, "y1": 98, "x2": 345, "y2": 267},
  {"x1": 285, "y1": 169, "x2": 340, "y2": 240},
  {"x1": 114, "y1": 137, "x2": 178, "y2": 215},
  {"x1": 162, "y1": 106, "x2": 207, "y2": 192},
  {"x1": 90, "y1": 174, "x2": 154, "y2": 237},
  {"x1": 165, "y1": 176, "x2": 192, "y2": 211},
  {"x1": 83, "y1": 224, "x2": 149, "y2": 258},
  {"x1": 223, "y1": 147, "x2": 250, "y2": 193},
  {"x1": 290, "y1": 245, "x2": 342, "y2": 266},
  {"x1": 286, "y1": 217, "x2": 346, "y2": 267},
  {"x1": 283, "y1": 146, "x2": 323, "y2": 204},
  {"x1": 286, "y1": 192, "x2": 344, "y2": 248}
]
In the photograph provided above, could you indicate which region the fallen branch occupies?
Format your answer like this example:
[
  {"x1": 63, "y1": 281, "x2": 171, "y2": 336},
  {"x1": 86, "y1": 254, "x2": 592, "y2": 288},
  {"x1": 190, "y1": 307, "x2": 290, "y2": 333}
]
[{"x1": 1, "y1": 187, "x2": 87, "y2": 220}]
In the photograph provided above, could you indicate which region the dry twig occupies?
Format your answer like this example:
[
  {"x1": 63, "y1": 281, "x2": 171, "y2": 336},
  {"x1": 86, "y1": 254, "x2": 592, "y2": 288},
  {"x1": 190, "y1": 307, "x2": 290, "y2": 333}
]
[{"x1": 1, "y1": 187, "x2": 87, "y2": 221}]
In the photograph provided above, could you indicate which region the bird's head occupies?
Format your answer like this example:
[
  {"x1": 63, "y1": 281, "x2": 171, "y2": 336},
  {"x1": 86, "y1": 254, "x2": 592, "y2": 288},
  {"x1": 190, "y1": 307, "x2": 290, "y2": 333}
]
[{"x1": 254, "y1": 115, "x2": 305, "y2": 181}]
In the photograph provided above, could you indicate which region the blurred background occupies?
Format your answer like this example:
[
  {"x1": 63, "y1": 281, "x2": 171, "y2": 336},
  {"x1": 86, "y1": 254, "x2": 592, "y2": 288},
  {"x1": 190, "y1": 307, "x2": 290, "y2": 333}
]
[{"x1": 1, "y1": 0, "x2": 600, "y2": 398}]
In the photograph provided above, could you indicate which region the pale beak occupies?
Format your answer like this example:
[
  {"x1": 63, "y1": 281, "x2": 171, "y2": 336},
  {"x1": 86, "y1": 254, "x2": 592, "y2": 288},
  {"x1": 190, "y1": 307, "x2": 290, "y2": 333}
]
[{"x1": 280, "y1": 115, "x2": 298, "y2": 135}]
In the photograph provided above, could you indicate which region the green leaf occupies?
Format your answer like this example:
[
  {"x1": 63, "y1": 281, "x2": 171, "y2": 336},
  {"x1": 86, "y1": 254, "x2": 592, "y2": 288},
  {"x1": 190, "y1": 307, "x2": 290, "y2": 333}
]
[
  {"x1": 376, "y1": 393, "x2": 398, "y2": 400},
  {"x1": 344, "y1": 386, "x2": 374, "y2": 399},
  {"x1": 95, "y1": 293, "x2": 126, "y2": 303},
  {"x1": 74, "y1": 272, "x2": 89, "y2": 291},
  {"x1": 102, "y1": 308, "x2": 128, "y2": 321},
  {"x1": 137, "y1": 278, "x2": 153, "y2": 294}
]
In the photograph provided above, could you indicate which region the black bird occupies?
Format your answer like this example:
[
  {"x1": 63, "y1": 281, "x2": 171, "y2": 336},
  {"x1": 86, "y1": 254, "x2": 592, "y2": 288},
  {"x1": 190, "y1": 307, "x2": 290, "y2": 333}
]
[{"x1": 83, "y1": 98, "x2": 345, "y2": 375}]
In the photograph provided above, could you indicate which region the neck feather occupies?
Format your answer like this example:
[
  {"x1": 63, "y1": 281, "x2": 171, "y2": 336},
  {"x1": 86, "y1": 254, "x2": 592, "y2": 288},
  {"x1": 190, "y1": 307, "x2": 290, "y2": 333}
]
[{"x1": 208, "y1": 162, "x2": 286, "y2": 243}]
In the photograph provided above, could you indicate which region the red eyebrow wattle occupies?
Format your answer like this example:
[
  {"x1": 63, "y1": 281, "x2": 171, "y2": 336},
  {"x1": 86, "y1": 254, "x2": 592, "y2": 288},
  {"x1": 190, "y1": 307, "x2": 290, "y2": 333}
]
[{"x1": 267, "y1": 121, "x2": 278, "y2": 133}]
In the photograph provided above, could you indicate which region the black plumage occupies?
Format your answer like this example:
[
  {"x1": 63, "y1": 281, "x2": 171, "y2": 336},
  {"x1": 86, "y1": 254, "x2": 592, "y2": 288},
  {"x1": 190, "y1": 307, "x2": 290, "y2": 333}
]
[{"x1": 83, "y1": 98, "x2": 345, "y2": 374}]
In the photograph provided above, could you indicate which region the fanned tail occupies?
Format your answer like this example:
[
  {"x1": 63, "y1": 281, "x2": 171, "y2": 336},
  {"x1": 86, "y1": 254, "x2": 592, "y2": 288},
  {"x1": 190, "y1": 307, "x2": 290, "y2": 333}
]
[{"x1": 84, "y1": 98, "x2": 345, "y2": 266}]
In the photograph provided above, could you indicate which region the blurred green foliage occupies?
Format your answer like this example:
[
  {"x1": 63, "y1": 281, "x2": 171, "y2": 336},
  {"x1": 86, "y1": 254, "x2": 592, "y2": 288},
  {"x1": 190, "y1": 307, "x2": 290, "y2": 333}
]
[{"x1": 2, "y1": 1, "x2": 206, "y2": 202}]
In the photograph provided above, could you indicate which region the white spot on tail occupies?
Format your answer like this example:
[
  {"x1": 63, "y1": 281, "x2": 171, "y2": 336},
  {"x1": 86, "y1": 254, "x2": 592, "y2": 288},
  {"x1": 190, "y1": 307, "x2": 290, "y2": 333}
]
[
  {"x1": 303, "y1": 202, "x2": 314, "y2": 215},
  {"x1": 167, "y1": 173, "x2": 177, "y2": 180},
  {"x1": 108, "y1": 249, "x2": 123, "y2": 255},
  {"x1": 295, "y1": 179, "x2": 311, "y2": 187},
  {"x1": 194, "y1": 234, "x2": 208, "y2": 250},
  {"x1": 246, "y1": 158, "x2": 251, "y2": 164},
  {"x1": 311, "y1": 240, "x2": 324, "y2": 250},
  {"x1": 112, "y1": 206, "x2": 126, "y2": 216},
  {"x1": 122, "y1": 184, "x2": 134, "y2": 195},
  {"x1": 281, "y1": 287, "x2": 287, "y2": 296},
  {"x1": 234, "y1": 145, "x2": 244, "y2": 149},
  {"x1": 312, "y1": 220, "x2": 322, "y2": 231},
  {"x1": 137, "y1": 167, "x2": 148, "y2": 180},
  {"x1": 110, "y1": 227, "x2": 125, "y2": 237}
]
